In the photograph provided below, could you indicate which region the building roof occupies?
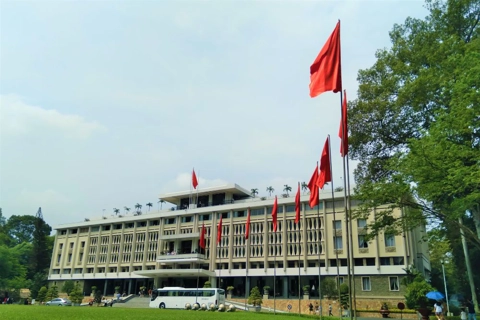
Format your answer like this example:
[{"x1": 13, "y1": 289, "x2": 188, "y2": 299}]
[{"x1": 159, "y1": 183, "x2": 251, "y2": 203}]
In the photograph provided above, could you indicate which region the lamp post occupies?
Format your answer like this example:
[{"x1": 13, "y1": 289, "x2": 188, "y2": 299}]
[{"x1": 441, "y1": 261, "x2": 450, "y2": 315}]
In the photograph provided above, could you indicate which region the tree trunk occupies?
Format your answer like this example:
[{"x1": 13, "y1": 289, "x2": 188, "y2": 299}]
[
  {"x1": 459, "y1": 217, "x2": 479, "y2": 313},
  {"x1": 471, "y1": 205, "x2": 480, "y2": 241}
]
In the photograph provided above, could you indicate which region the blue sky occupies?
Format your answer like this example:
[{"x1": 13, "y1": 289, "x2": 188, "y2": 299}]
[{"x1": 0, "y1": 0, "x2": 428, "y2": 227}]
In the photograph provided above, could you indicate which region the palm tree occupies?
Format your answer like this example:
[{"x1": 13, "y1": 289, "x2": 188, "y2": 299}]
[
  {"x1": 135, "y1": 203, "x2": 142, "y2": 214},
  {"x1": 283, "y1": 184, "x2": 292, "y2": 197},
  {"x1": 113, "y1": 208, "x2": 120, "y2": 216},
  {"x1": 146, "y1": 202, "x2": 153, "y2": 212},
  {"x1": 251, "y1": 188, "x2": 259, "y2": 198},
  {"x1": 301, "y1": 182, "x2": 308, "y2": 194},
  {"x1": 123, "y1": 206, "x2": 129, "y2": 214},
  {"x1": 125, "y1": 207, "x2": 131, "y2": 214},
  {"x1": 266, "y1": 186, "x2": 275, "y2": 197},
  {"x1": 160, "y1": 199, "x2": 165, "y2": 209}
]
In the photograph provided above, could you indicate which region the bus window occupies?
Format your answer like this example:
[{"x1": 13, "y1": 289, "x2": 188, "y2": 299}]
[{"x1": 151, "y1": 290, "x2": 158, "y2": 301}]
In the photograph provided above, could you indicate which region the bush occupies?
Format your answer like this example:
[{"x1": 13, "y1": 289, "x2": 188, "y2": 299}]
[
  {"x1": 36, "y1": 286, "x2": 47, "y2": 303},
  {"x1": 45, "y1": 285, "x2": 58, "y2": 301},
  {"x1": 62, "y1": 280, "x2": 74, "y2": 295},
  {"x1": 203, "y1": 281, "x2": 211, "y2": 288},
  {"x1": 69, "y1": 283, "x2": 83, "y2": 305},
  {"x1": 404, "y1": 279, "x2": 434, "y2": 309}
]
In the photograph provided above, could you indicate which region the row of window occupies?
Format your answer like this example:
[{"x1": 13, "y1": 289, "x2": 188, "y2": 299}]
[{"x1": 361, "y1": 276, "x2": 400, "y2": 291}]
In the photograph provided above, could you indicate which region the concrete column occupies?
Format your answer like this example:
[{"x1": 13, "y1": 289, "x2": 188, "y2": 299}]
[
  {"x1": 103, "y1": 279, "x2": 108, "y2": 296},
  {"x1": 128, "y1": 279, "x2": 132, "y2": 295},
  {"x1": 283, "y1": 276, "x2": 288, "y2": 297}
]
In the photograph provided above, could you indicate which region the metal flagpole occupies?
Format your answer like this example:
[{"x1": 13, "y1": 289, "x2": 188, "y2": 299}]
[
  {"x1": 316, "y1": 173, "x2": 323, "y2": 320},
  {"x1": 245, "y1": 215, "x2": 250, "y2": 311},
  {"x1": 298, "y1": 196, "x2": 302, "y2": 316},
  {"x1": 327, "y1": 134, "x2": 341, "y2": 317},
  {"x1": 274, "y1": 243, "x2": 277, "y2": 315},
  {"x1": 346, "y1": 154, "x2": 357, "y2": 320}
]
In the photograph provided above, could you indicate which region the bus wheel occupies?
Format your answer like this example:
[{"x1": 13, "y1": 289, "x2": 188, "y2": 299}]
[{"x1": 159, "y1": 303, "x2": 165, "y2": 309}]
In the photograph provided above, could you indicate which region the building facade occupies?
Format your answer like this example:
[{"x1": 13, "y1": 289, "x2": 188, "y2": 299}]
[{"x1": 48, "y1": 183, "x2": 430, "y2": 300}]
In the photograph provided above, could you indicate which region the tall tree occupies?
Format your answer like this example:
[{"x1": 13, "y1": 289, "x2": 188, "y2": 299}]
[
  {"x1": 5, "y1": 215, "x2": 42, "y2": 245},
  {"x1": 301, "y1": 182, "x2": 308, "y2": 194},
  {"x1": 113, "y1": 208, "x2": 120, "y2": 216},
  {"x1": 31, "y1": 208, "x2": 52, "y2": 277},
  {"x1": 250, "y1": 188, "x2": 259, "y2": 198},
  {"x1": 146, "y1": 202, "x2": 153, "y2": 212},
  {"x1": 283, "y1": 184, "x2": 292, "y2": 197},
  {"x1": 266, "y1": 186, "x2": 274, "y2": 197},
  {"x1": 349, "y1": 0, "x2": 480, "y2": 248}
]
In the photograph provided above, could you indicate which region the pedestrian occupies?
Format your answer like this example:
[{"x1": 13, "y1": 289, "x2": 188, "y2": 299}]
[
  {"x1": 329, "y1": 304, "x2": 333, "y2": 316},
  {"x1": 434, "y1": 301, "x2": 443, "y2": 320},
  {"x1": 465, "y1": 298, "x2": 477, "y2": 320},
  {"x1": 308, "y1": 302, "x2": 314, "y2": 314}
]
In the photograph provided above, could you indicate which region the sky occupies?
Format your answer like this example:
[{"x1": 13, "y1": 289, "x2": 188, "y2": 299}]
[{"x1": 0, "y1": 0, "x2": 429, "y2": 227}]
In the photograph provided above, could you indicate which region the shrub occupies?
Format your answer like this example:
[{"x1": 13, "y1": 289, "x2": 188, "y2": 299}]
[
  {"x1": 36, "y1": 286, "x2": 47, "y2": 303},
  {"x1": 62, "y1": 280, "x2": 75, "y2": 295},
  {"x1": 45, "y1": 285, "x2": 59, "y2": 301},
  {"x1": 69, "y1": 283, "x2": 84, "y2": 305},
  {"x1": 248, "y1": 286, "x2": 262, "y2": 306}
]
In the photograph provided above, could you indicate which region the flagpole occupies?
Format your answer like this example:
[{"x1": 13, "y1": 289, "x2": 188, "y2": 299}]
[
  {"x1": 245, "y1": 233, "x2": 249, "y2": 311},
  {"x1": 196, "y1": 170, "x2": 199, "y2": 208},
  {"x1": 316, "y1": 166, "x2": 323, "y2": 320},
  {"x1": 327, "y1": 134, "x2": 341, "y2": 316},
  {"x1": 346, "y1": 153, "x2": 357, "y2": 320},
  {"x1": 274, "y1": 248, "x2": 276, "y2": 315},
  {"x1": 297, "y1": 182, "x2": 301, "y2": 316}
]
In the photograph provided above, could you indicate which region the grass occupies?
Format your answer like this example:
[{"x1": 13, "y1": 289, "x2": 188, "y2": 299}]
[{"x1": 0, "y1": 305, "x2": 330, "y2": 320}]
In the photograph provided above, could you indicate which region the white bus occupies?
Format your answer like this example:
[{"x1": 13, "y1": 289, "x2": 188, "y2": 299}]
[{"x1": 149, "y1": 287, "x2": 225, "y2": 309}]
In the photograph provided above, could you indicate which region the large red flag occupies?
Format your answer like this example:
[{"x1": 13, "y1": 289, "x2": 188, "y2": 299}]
[
  {"x1": 309, "y1": 21, "x2": 342, "y2": 98},
  {"x1": 192, "y1": 169, "x2": 199, "y2": 189},
  {"x1": 295, "y1": 182, "x2": 301, "y2": 224},
  {"x1": 199, "y1": 222, "x2": 206, "y2": 249},
  {"x1": 271, "y1": 196, "x2": 278, "y2": 232},
  {"x1": 338, "y1": 90, "x2": 348, "y2": 156},
  {"x1": 245, "y1": 208, "x2": 251, "y2": 240},
  {"x1": 217, "y1": 216, "x2": 223, "y2": 245},
  {"x1": 307, "y1": 165, "x2": 319, "y2": 208},
  {"x1": 318, "y1": 138, "x2": 332, "y2": 189}
]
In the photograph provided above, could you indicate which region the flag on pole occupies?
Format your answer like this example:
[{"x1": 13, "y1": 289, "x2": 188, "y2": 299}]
[
  {"x1": 200, "y1": 222, "x2": 206, "y2": 249},
  {"x1": 295, "y1": 182, "x2": 301, "y2": 224},
  {"x1": 192, "y1": 169, "x2": 199, "y2": 189},
  {"x1": 307, "y1": 165, "x2": 319, "y2": 208},
  {"x1": 245, "y1": 208, "x2": 251, "y2": 240},
  {"x1": 217, "y1": 216, "x2": 223, "y2": 245},
  {"x1": 271, "y1": 196, "x2": 278, "y2": 232},
  {"x1": 338, "y1": 90, "x2": 348, "y2": 156},
  {"x1": 318, "y1": 138, "x2": 332, "y2": 189},
  {"x1": 309, "y1": 21, "x2": 342, "y2": 98}
]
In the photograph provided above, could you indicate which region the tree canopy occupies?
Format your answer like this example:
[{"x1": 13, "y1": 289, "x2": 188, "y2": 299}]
[{"x1": 349, "y1": 0, "x2": 480, "y2": 248}]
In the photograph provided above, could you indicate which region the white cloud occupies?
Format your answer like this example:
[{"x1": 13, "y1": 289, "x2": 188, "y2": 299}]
[{"x1": 0, "y1": 94, "x2": 106, "y2": 139}]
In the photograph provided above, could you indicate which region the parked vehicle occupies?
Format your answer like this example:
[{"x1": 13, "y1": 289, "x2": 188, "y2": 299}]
[{"x1": 45, "y1": 298, "x2": 72, "y2": 306}]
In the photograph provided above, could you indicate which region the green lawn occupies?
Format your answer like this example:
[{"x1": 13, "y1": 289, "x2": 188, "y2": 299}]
[{"x1": 0, "y1": 305, "x2": 327, "y2": 320}]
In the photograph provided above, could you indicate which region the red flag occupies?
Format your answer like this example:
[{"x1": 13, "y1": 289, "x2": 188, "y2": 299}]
[
  {"x1": 192, "y1": 169, "x2": 199, "y2": 189},
  {"x1": 309, "y1": 21, "x2": 342, "y2": 98},
  {"x1": 318, "y1": 138, "x2": 332, "y2": 189},
  {"x1": 295, "y1": 183, "x2": 301, "y2": 224},
  {"x1": 199, "y1": 222, "x2": 206, "y2": 249},
  {"x1": 245, "y1": 208, "x2": 251, "y2": 240},
  {"x1": 338, "y1": 90, "x2": 348, "y2": 156},
  {"x1": 271, "y1": 196, "x2": 278, "y2": 232},
  {"x1": 217, "y1": 216, "x2": 223, "y2": 245},
  {"x1": 307, "y1": 165, "x2": 319, "y2": 208}
]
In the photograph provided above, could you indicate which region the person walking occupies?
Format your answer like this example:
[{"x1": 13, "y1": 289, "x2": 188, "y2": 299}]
[
  {"x1": 434, "y1": 301, "x2": 443, "y2": 320},
  {"x1": 329, "y1": 304, "x2": 333, "y2": 316},
  {"x1": 466, "y1": 298, "x2": 477, "y2": 320}
]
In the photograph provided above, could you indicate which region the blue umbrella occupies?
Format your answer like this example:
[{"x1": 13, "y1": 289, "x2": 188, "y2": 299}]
[{"x1": 426, "y1": 291, "x2": 445, "y2": 300}]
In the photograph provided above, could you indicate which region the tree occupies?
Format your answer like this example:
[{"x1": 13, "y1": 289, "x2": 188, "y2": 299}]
[
  {"x1": 247, "y1": 286, "x2": 262, "y2": 306},
  {"x1": 125, "y1": 207, "x2": 131, "y2": 214},
  {"x1": 46, "y1": 285, "x2": 59, "y2": 301},
  {"x1": 203, "y1": 281, "x2": 212, "y2": 288},
  {"x1": 349, "y1": 0, "x2": 480, "y2": 249},
  {"x1": 69, "y1": 283, "x2": 84, "y2": 305},
  {"x1": 301, "y1": 182, "x2": 308, "y2": 194},
  {"x1": 266, "y1": 186, "x2": 275, "y2": 197},
  {"x1": 29, "y1": 271, "x2": 48, "y2": 300},
  {"x1": 339, "y1": 283, "x2": 349, "y2": 309},
  {"x1": 113, "y1": 208, "x2": 120, "y2": 216},
  {"x1": 62, "y1": 280, "x2": 75, "y2": 295},
  {"x1": 320, "y1": 277, "x2": 338, "y2": 299},
  {"x1": 135, "y1": 203, "x2": 142, "y2": 212},
  {"x1": 283, "y1": 184, "x2": 292, "y2": 197},
  {"x1": 250, "y1": 189, "x2": 259, "y2": 198},
  {"x1": 36, "y1": 286, "x2": 48, "y2": 302},
  {"x1": 158, "y1": 199, "x2": 166, "y2": 210},
  {"x1": 30, "y1": 208, "x2": 52, "y2": 277},
  {"x1": 146, "y1": 202, "x2": 153, "y2": 212},
  {"x1": 4, "y1": 215, "x2": 44, "y2": 245},
  {"x1": 94, "y1": 290, "x2": 102, "y2": 305}
]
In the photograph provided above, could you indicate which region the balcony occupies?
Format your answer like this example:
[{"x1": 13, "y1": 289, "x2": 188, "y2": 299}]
[
  {"x1": 156, "y1": 253, "x2": 208, "y2": 264},
  {"x1": 161, "y1": 232, "x2": 200, "y2": 240}
]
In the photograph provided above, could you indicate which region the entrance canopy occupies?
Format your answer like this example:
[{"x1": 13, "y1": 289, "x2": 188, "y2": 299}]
[{"x1": 133, "y1": 269, "x2": 215, "y2": 278}]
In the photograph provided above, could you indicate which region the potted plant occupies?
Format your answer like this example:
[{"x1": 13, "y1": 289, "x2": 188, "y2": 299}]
[
  {"x1": 263, "y1": 285, "x2": 271, "y2": 296},
  {"x1": 380, "y1": 302, "x2": 390, "y2": 318},
  {"x1": 226, "y1": 286, "x2": 234, "y2": 299},
  {"x1": 248, "y1": 286, "x2": 262, "y2": 311},
  {"x1": 303, "y1": 285, "x2": 311, "y2": 299}
]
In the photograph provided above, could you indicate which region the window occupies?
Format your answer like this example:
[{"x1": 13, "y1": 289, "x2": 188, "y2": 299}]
[
  {"x1": 137, "y1": 221, "x2": 147, "y2": 227},
  {"x1": 357, "y1": 219, "x2": 367, "y2": 228},
  {"x1": 181, "y1": 216, "x2": 193, "y2": 223},
  {"x1": 334, "y1": 236, "x2": 343, "y2": 249},
  {"x1": 149, "y1": 220, "x2": 160, "y2": 226},
  {"x1": 358, "y1": 235, "x2": 368, "y2": 248},
  {"x1": 68, "y1": 254, "x2": 72, "y2": 262},
  {"x1": 59, "y1": 243, "x2": 64, "y2": 250},
  {"x1": 286, "y1": 205, "x2": 296, "y2": 212},
  {"x1": 81, "y1": 241, "x2": 85, "y2": 248},
  {"x1": 114, "y1": 224, "x2": 122, "y2": 230},
  {"x1": 389, "y1": 277, "x2": 399, "y2": 291},
  {"x1": 380, "y1": 257, "x2": 391, "y2": 265},
  {"x1": 70, "y1": 243, "x2": 74, "y2": 249},
  {"x1": 385, "y1": 234, "x2": 395, "y2": 247},
  {"x1": 250, "y1": 208, "x2": 264, "y2": 216},
  {"x1": 234, "y1": 210, "x2": 245, "y2": 218},
  {"x1": 219, "y1": 212, "x2": 230, "y2": 219},
  {"x1": 102, "y1": 225, "x2": 110, "y2": 231},
  {"x1": 199, "y1": 214, "x2": 211, "y2": 221},
  {"x1": 337, "y1": 277, "x2": 344, "y2": 285},
  {"x1": 165, "y1": 218, "x2": 176, "y2": 225},
  {"x1": 334, "y1": 220, "x2": 342, "y2": 230},
  {"x1": 393, "y1": 257, "x2": 404, "y2": 265},
  {"x1": 362, "y1": 277, "x2": 371, "y2": 291}
]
